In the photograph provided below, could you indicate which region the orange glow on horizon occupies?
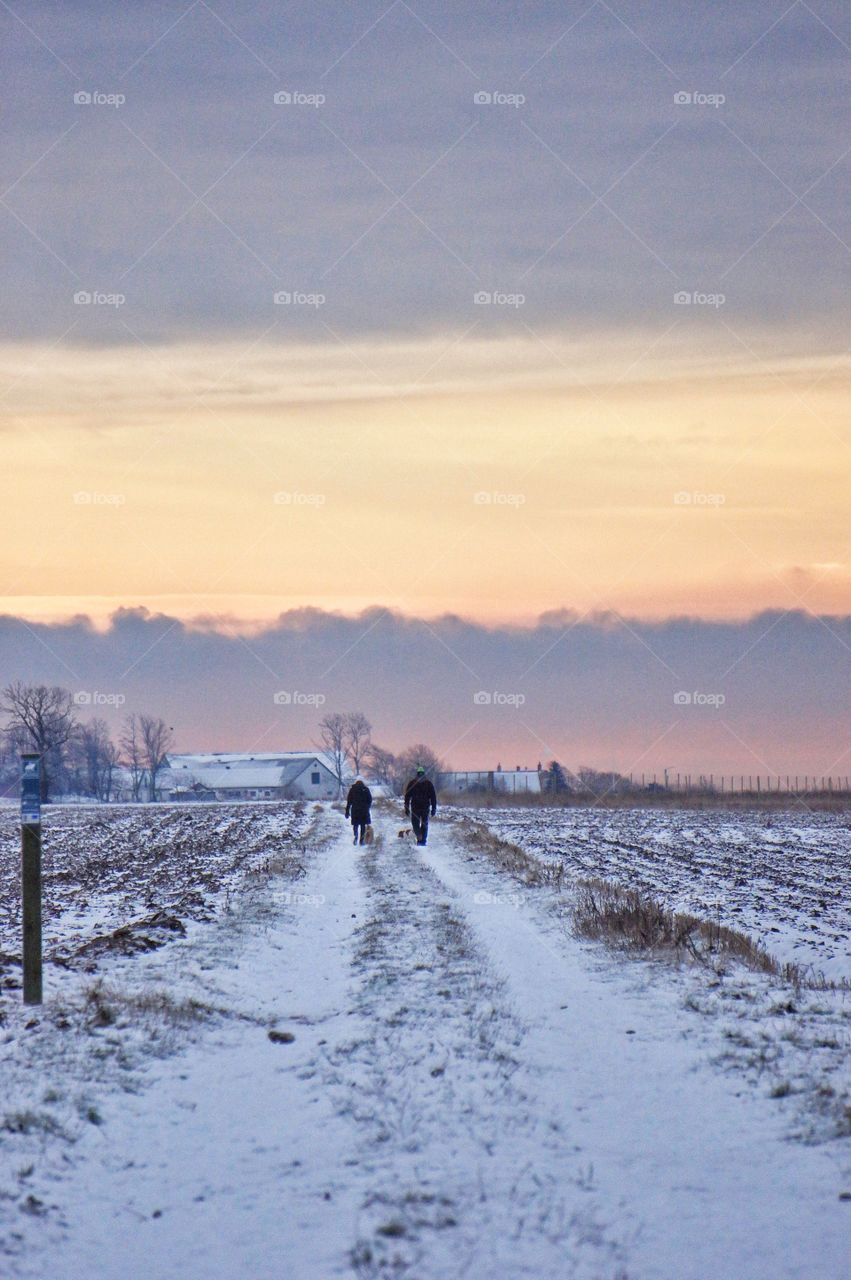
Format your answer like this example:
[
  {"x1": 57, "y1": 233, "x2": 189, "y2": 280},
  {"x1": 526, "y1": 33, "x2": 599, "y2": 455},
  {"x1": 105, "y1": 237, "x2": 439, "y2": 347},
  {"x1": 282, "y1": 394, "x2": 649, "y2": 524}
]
[{"x1": 3, "y1": 336, "x2": 850, "y2": 627}]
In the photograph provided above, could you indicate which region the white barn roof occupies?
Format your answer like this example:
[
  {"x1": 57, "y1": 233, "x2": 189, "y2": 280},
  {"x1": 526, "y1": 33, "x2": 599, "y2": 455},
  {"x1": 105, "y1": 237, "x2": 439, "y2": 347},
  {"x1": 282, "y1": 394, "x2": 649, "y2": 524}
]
[
  {"x1": 165, "y1": 753, "x2": 336, "y2": 791},
  {"x1": 168, "y1": 750, "x2": 338, "y2": 773}
]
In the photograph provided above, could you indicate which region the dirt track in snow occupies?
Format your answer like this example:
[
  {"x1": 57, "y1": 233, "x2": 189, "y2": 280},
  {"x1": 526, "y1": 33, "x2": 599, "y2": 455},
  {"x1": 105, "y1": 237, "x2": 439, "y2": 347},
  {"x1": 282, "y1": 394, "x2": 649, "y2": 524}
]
[{"x1": 1, "y1": 805, "x2": 850, "y2": 1280}]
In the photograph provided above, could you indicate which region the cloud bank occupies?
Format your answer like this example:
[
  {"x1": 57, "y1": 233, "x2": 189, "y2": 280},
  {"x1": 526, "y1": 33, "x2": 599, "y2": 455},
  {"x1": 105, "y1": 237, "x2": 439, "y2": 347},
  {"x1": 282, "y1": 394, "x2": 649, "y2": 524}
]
[{"x1": 1, "y1": 606, "x2": 849, "y2": 776}]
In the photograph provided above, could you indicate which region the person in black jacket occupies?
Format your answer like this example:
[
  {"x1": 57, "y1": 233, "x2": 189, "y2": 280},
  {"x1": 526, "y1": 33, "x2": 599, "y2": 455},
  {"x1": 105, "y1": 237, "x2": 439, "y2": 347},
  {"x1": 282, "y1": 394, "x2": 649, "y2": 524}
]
[
  {"x1": 404, "y1": 765, "x2": 437, "y2": 846},
  {"x1": 345, "y1": 778, "x2": 372, "y2": 845}
]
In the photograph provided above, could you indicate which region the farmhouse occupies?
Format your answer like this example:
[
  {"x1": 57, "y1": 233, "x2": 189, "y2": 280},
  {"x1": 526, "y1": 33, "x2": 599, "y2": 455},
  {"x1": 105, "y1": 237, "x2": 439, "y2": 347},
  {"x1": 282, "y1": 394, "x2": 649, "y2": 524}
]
[{"x1": 165, "y1": 752, "x2": 340, "y2": 801}]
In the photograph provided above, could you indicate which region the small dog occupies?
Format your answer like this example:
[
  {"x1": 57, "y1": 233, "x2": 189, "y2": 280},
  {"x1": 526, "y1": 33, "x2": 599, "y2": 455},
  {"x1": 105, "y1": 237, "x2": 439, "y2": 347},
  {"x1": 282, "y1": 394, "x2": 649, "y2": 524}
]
[
  {"x1": 363, "y1": 825, "x2": 375, "y2": 845},
  {"x1": 397, "y1": 828, "x2": 413, "y2": 841}
]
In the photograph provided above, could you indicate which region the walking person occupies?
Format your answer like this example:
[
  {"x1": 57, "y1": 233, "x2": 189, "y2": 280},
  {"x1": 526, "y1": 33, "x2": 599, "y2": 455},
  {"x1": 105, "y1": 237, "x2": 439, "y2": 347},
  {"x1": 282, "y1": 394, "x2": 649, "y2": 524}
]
[
  {"x1": 404, "y1": 765, "x2": 437, "y2": 846},
  {"x1": 345, "y1": 777, "x2": 372, "y2": 845}
]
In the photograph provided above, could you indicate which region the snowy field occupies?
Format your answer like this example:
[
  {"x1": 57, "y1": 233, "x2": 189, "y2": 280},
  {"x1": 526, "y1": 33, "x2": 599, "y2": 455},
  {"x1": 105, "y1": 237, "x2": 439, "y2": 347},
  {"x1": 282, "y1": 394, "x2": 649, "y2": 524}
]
[
  {"x1": 462, "y1": 806, "x2": 851, "y2": 981},
  {"x1": 0, "y1": 802, "x2": 310, "y2": 986},
  {"x1": 0, "y1": 802, "x2": 849, "y2": 1279}
]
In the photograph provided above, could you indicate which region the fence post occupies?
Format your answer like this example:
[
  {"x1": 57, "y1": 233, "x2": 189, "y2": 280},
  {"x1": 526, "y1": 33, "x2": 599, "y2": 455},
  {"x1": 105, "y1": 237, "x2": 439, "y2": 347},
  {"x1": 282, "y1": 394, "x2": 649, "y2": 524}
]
[{"x1": 20, "y1": 753, "x2": 43, "y2": 1006}]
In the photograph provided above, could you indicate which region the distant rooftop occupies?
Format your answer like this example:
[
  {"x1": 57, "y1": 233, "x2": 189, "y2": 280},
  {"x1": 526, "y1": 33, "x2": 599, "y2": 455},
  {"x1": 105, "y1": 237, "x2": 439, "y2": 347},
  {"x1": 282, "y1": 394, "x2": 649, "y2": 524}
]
[{"x1": 166, "y1": 750, "x2": 340, "y2": 779}]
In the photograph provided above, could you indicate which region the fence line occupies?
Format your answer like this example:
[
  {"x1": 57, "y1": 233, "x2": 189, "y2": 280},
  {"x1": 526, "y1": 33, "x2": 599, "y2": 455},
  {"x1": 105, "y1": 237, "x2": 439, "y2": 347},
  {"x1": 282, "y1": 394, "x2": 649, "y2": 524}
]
[
  {"x1": 628, "y1": 773, "x2": 851, "y2": 794},
  {"x1": 440, "y1": 770, "x2": 851, "y2": 795}
]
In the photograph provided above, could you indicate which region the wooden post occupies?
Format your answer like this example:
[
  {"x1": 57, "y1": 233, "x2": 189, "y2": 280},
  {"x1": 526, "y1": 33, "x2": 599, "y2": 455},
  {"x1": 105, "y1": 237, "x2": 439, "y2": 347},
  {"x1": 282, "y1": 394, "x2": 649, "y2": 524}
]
[
  {"x1": 22, "y1": 823, "x2": 42, "y2": 1005},
  {"x1": 20, "y1": 754, "x2": 43, "y2": 1006}
]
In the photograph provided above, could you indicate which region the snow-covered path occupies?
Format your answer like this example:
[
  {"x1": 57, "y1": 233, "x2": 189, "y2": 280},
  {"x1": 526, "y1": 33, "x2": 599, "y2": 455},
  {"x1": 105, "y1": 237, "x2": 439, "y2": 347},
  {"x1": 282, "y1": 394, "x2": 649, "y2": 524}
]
[{"x1": 7, "y1": 809, "x2": 849, "y2": 1279}]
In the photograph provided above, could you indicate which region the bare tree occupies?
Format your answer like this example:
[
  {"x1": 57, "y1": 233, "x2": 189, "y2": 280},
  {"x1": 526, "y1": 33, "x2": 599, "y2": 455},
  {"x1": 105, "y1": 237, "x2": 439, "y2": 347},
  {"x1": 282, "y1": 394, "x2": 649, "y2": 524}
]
[
  {"x1": 101, "y1": 737, "x2": 120, "y2": 802},
  {"x1": 69, "y1": 718, "x2": 118, "y2": 800},
  {"x1": 344, "y1": 711, "x2": 372, "y2": 776},
  {"x1": 0, "y1": 730, "x2": 21, "y2": 800},
  {"x1": 120, "y1": 713, "x2": 147, "y2": 802},
  {"x1": 365, "y1": 742, "x2": 397, "y2": 788},
  {"x1": 140, "y1": 715, "x2": 174, "y2": 802},
  {"x1": 575, "y1": 766, "x2": 631, "y2": 796},
  {"x1": 1, "y1": 682, "x2": 78, "y2": 801},
  {"x1": 393, "y1": 743, "x2": 444, "y2": 795},
  {"x1": 316, "y1": 711, "x2": 347, "y2": 789}
]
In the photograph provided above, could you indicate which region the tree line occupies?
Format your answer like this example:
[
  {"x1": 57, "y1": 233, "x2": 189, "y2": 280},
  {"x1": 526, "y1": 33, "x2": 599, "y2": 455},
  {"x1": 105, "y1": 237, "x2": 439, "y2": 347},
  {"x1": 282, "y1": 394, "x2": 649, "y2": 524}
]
[
  {"x1": 316, "y1": 711, "x2": 442, "y2": 795},
  {"x1": 3, "y1": 688, "x2": 616, "y2": 805},
  {"x1": 316, "y1": 717, "x2": 635, "y2": 797},
  {"x1": 1, "y1": 682, "x2": 173, "y2": 803}
]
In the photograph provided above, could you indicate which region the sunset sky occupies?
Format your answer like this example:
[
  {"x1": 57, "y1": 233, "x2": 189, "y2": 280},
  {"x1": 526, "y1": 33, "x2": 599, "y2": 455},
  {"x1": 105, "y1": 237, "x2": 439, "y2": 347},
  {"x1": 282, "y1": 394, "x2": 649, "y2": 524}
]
[{"x1": 3, "y1": 2, "x2": 850, "y2": 771}]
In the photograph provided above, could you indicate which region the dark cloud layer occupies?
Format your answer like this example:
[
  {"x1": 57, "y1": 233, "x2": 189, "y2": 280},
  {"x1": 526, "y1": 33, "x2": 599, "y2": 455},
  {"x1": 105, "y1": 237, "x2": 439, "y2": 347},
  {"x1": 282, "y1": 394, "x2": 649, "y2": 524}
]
[{"x1": 1, "y1": 606, "x2": 849, "y2": 775}]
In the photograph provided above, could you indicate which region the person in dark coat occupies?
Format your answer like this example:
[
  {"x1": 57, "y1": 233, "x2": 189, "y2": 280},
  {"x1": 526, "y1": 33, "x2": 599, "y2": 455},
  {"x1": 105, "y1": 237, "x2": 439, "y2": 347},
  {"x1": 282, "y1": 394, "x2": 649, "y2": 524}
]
[
  {"x1": 345, "y1": 777, "x2": 372, "y2": 845},
  {"x1": 404, "y1": 765, "x2": 437, "y2": 846}
]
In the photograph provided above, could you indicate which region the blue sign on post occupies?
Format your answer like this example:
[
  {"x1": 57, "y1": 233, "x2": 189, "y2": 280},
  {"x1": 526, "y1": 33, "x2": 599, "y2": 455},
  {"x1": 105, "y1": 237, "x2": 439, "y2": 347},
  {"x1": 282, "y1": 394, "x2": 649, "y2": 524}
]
[{"x1": 20, "y1": 754, "x2": 41, "y2": 826}]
